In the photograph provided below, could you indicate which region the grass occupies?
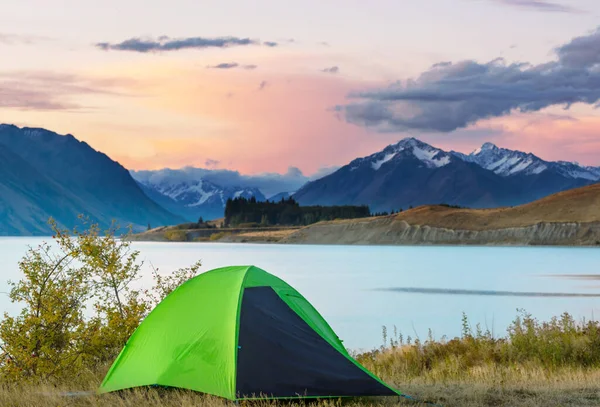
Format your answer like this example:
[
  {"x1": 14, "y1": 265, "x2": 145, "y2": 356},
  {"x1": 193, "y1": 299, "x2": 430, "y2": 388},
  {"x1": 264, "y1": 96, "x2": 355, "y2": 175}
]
[
  {"x1": 229, "y1": 229, "x2": 298, "y2": 242},
  {"x1": 163, "y1": 229, "x2": 188, "y2": 241},
  {"x1": 3, "y1": 311, "x2": 600, "y2": 406},
  {"x1": 209, "y1": 231, "x2": 232, "y2": 241},
  {"x1": 392, "y1": 183, "x2": 600, "y2": 231},
  {"x1": 355, "y1": 310, "x2": 600, "y2": 405}
]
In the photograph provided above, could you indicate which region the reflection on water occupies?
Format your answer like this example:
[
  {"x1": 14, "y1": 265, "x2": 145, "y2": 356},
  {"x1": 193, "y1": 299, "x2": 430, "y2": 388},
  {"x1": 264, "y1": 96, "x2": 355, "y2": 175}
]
[
  {"x1": 375, "y1": 287, "x2": 600, "y2": 297},
  {"x1": 546, "y1": 274, "x2": 600, "y2": 281}
]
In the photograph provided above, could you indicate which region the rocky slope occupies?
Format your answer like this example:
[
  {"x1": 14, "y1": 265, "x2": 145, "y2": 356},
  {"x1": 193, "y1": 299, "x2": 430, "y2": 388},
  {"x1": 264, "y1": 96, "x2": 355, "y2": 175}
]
[
  {"x1": 281, "y1": 217, "x2": 600, "y2": 246},
  {"x1": 282, "y1": 183, "x2": 600, "y2": 246}
]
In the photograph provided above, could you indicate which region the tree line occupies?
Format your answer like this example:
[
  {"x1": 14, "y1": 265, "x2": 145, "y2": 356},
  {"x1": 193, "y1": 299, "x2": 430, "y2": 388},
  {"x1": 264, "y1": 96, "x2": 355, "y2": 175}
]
[{"x1": 224, "y1": 197, "x2": 371, "y2": 227}]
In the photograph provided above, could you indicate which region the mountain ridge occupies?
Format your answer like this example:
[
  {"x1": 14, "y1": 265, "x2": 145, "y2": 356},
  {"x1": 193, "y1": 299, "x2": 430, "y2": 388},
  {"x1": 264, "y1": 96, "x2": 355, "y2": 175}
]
[
  {"x1": 133, "y1": 175, "x2": 266, "y2": 221},
  {"x1": 452, "y1": 142, "x2": 600, "y2": 180},
  {"x1": 0, "y1": 124, "x2": 184, "y2": 235},
  {"x1": 293, "y1": 137, "x2": 598, "y2": 212},
  {"x1": 2, "y1": 122, "x2": 598, "y2": 232}
]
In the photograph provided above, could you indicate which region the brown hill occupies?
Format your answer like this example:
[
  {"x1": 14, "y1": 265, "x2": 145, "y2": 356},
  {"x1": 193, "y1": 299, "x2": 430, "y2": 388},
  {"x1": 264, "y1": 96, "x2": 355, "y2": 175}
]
[
  {"x1": 394, "y1": 183, "x2": 600, "y2": 231},
  {"x1": 280, "y1": 183, "x2": 600, "y2": 246}
]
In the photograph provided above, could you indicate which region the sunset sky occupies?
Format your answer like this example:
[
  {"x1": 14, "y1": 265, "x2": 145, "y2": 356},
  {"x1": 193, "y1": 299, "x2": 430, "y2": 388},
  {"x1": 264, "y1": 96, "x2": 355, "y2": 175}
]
[{"x1": 2, "y1": 0, "x2": 600, "y2": 176}]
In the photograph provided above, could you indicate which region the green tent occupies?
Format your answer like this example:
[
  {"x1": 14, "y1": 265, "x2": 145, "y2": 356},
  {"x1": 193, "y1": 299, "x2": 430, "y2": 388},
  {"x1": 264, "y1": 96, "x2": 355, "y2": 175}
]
[{"x1": 99, "y1": 265, "x2": 400, "y2": 400}]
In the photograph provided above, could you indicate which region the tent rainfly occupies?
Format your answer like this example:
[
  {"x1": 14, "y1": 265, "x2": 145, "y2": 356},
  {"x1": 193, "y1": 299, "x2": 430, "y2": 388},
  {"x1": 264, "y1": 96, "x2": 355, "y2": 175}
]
[{"x1": 98, "y1": 265, "x2": 401, "y2": 400}]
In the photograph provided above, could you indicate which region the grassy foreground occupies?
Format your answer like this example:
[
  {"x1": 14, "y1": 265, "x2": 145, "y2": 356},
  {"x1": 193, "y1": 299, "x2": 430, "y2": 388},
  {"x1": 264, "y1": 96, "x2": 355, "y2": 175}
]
[
  {"x1": 3, "y1": 312, "x2": 600, "y2": 406},
  {"x1": 2, "y1": 368, "x2": 599, "y2": 407}
]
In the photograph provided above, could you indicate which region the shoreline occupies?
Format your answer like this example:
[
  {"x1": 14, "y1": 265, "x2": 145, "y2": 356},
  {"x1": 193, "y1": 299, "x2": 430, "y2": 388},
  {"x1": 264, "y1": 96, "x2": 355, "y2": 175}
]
[
  {"x1": 128, "y1": 183, "x2": 600, "y2": 247},
  {"x1": 125, "y1": 219, "x2": 600, "y2": 247}
]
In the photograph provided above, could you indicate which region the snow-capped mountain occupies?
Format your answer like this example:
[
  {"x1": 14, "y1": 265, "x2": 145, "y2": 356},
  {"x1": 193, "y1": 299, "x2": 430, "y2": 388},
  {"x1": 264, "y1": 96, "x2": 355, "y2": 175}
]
[
  {"x1": 349, "y1": 137, "x2": 452, "y2": 172},
  {"x1": 294, "y1": 137, "x2": 599, "y2": 212},
  {"x1": 554, "y1": 161, "x2": 600, "y2": 181},
  {"x1": 134, "y1": 175, "x2": 265, "y2": 221},
  {"x1": 453, "y1": 142, "x2": 600, "y2": 181},
  {"x1": 131, "y1": 137, "x2": 599, "y2": 219}
]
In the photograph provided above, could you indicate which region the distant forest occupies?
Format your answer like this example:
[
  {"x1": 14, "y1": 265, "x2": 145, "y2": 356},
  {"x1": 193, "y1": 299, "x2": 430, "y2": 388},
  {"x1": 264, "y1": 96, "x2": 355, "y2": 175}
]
[{"x1": 224, "y1": 197, "x2": 371, "y2": 227}]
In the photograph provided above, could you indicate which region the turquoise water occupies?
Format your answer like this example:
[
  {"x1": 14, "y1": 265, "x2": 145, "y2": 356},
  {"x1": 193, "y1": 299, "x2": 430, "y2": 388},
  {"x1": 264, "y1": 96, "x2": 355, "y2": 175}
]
[{"x1": 1, "y1": 238, "x2": 599, "y2": 351}]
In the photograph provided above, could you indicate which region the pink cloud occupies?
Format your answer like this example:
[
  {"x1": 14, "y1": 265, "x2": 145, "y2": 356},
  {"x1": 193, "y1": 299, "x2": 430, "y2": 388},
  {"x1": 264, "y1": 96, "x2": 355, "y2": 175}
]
[{"x1": 122, "y1": 68, "x2": 400, "y2": 174}]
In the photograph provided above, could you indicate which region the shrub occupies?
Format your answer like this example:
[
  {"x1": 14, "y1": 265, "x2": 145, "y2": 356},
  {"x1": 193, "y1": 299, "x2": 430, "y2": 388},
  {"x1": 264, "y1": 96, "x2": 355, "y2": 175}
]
[
  {"x1": 0, "y1": 218, "x2": 201, "y2": 381},
  {"x1": 209, "y1": 232, "x2": 231, "y2": 241},
  {"x1": 164, "y1": 230, "x2": 188, "y2": 241},
  {"x1": 355, "y1": 311, "x2": 600, "y2": 381}
]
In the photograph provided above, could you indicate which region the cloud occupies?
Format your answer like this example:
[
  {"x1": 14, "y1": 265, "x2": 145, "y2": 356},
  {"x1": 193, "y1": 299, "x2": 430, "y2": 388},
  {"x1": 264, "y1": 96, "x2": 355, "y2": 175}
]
[
  {"x1": 207, "y1": 62, "x2": 239, "y2": 69},
  {"x1": 309, "y1": 165, "x2": 341, "y2": 180},
  {"x1": 321, "y1": 66, "x2": 339, "y2": 74},
  {"x1": 0, "y1": 71, "x2": 133, "y2": 111},
  {"x1": 490, "y1": 0, "x2": 580, "y2": 13},
  {"x1": 556, "y1": 29, "x2": 600, "y2": 67},
  {"x1": 206, "y1": 62, "x2": 257, "y2": 70},
  {"x1": 205, "y1": 159, "x2": 220, "y2": 168},
  {"x1": 338, "y1": 27, "x2": 600, "y2": 133},
  {"x1": 0, "y1": 33, "x2": 47, "y2": 45},
  {"x1": 258, "y1": 80, "x2": 269, "y2": 91},
  {"x1": 131, "y1": 166, "x2": 311, "y2": 197},
  {"x1": 96, "y1": 36, "x2": 278, "y2": 53}
]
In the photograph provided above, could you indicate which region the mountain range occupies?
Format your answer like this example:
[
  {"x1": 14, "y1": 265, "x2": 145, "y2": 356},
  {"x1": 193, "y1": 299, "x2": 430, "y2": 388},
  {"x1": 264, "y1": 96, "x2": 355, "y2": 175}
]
[
  {"x1": 293, "y1": 138, "x2": 599, "y2": 212},
  {"x1": 0, "y1": 124, "x2": 184, "y2": 235},
  {"x1": 133, "y1": 171, "x2": 266, "y2": 222},
  {"x1": 1, "y1": 123, "x2": 598, "y2": 235}
]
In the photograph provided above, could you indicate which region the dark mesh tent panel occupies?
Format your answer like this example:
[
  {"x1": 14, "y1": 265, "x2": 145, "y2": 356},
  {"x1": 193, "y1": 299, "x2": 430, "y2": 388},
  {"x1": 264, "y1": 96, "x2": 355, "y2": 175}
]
[{"x1": 236, "y1": 287, "x2": 397, "y2": 398}]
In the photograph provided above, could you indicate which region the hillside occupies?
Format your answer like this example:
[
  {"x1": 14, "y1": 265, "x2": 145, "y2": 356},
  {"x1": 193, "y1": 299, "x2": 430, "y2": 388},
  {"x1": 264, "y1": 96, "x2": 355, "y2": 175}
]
[
  {"x1": 392, "y1": 182, "x2": 600, "y2": 231},
  {"x1": 0, "y1": 145, "x2": 86, "y2": 235},
  {"x1": 0, "y1": 125, "x2": 184, "y2": 235},
  {"x1": 282, "y1": 183, "x2": 600, "y2": 246}
]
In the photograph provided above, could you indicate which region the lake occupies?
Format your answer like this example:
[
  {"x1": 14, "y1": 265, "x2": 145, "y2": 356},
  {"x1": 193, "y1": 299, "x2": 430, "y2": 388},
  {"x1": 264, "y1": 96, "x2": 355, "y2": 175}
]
[{"x1": 1, "y1": 238, "x2": 599, "y2": 351}]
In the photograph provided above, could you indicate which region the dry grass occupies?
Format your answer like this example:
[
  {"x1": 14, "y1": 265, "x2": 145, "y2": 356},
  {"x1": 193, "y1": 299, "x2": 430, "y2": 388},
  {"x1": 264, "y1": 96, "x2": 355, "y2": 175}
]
[
  {"x1": 206, "y1": 218, "x2": 225, "y2": 228},
  {"x1": 4, "y1": 312, "x2": 600, "y2": 406},
  {"x1": 303, "y1": 183, "x2": 600, "y2": 232},
  {"x1": 365, "y1": 355, "x2": 600, "y2": 406},
  {"x1": 2, "y1": 368, "x2": 600, "y2": 407},
  {"x1": 212, "y1": 228, "x2": 299, "y2": 243},
  {"x1": 233, "y1": 229, "x2": 298, "y2": 239},
  {"x1": 392, "y1": 183, "x2": 600, "y2": 231}
]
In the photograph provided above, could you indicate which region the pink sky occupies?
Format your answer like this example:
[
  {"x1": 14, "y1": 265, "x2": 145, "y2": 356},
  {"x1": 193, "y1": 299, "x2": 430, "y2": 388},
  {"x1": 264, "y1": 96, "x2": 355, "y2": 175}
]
[{"x1": 2, "y1": 0, "x2": 600, "y2": 175}]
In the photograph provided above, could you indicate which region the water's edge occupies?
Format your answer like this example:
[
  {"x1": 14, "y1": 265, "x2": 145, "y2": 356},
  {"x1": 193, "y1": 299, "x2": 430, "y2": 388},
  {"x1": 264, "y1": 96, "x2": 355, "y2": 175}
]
[{"x1": 281, "y1": 220, "x2": 600, "y2": 246}]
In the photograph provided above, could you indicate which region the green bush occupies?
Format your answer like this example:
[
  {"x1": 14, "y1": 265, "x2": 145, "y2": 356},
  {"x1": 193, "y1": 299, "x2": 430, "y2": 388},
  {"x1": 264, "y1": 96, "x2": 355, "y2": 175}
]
[
  {"x1": 164, "y1": 230, "x2": 188, "y2": 241},
  {"x1": 0, "y1": 218, "x2": 201, "y2": 381},
  {"x1": 209, "y1": 232, "x2": 231, "y2": 241}
]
